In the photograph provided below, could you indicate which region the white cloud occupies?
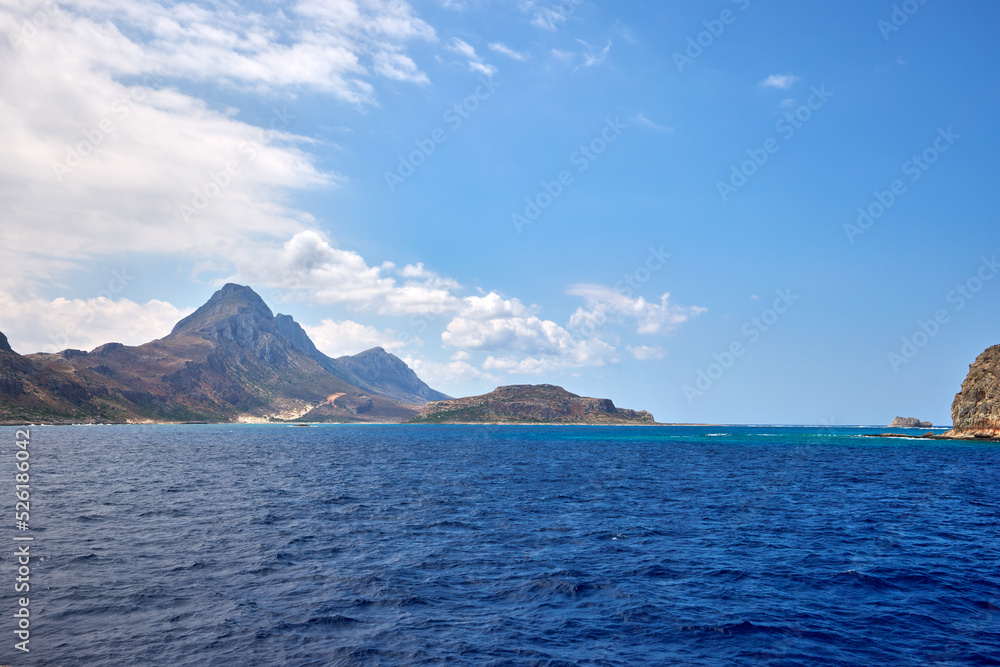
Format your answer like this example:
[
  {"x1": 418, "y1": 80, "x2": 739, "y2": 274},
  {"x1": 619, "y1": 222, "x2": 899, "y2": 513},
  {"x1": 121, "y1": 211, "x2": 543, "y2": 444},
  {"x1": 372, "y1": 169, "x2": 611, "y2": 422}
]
[
  {"x1": 404, "y1": 354, "x2": 498, "y2": 387},
  {"x1": 481, "y1": 337, "x2": 617, "y2": 374},
  {"x1": 302, "y1": 319, "x2": 411, "y2": 358},
  {"x1": 373, "y1": 51, "x2": 429, "y2": 84},
  {"x1": 228, "y1": 231, "x2": 463, "y2": 316},
  {"x1": 0, "y1": 0, "x2": 445, "y2": 294},
  {"x1": 441, "y1": 293, "x2": 619, "y2": 373},
  {"x1": 636, "y1": 114, "x2": 673, "y2": 133},
  {"x1": 567, "y1": 284, "x2": 707, "y2": 336},
  {"x1": 521, "y1": 0, "x2": 581, "y2": 31},
  {"x1": 628, "y1": 345, "x2": 665, "y2": 361},
  {"x1": 760, "y1": 74, "x2": 799, "y2": 90},
  {"x1": 580, "y1": 39, "x2": 611, "y2": 67},
  {"x1": 0, "y1": 291, "x2": 192, "y2": 354},
  {"x1": 469, "y1": 61, "x2": 498, "y2": 77},
  {"x1": 489, "y1": 42, "x2": 529, "y2": 61},
  {"x1": 55, "y1": 0, "x2": 439, "y2": 99},
  {"x1": 445, "y1": 37, "x2": 497, "y2": 77},
  {"x1": 446, "y1": 37, "x2": 478, "y2": 60}
]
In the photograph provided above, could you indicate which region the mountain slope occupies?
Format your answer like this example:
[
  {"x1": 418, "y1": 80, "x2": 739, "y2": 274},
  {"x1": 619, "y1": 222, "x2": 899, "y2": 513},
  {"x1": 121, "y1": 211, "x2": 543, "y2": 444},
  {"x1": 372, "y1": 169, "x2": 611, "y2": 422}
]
[
  {"x1": 0, "y1": 337, "x2": 143, "y2": 423},
  {"x1": 333, "y1": 347, "x2": 450, "y2": 404},
  {"x1": 3, "y1": 284, "x2": 448, "y2": 424},
  {"x1": 272, "y1": 314, "x2": 448, "y2": 404},
  {"x1": 411, "y1": 384, "x2": 657, "y2": 424}
]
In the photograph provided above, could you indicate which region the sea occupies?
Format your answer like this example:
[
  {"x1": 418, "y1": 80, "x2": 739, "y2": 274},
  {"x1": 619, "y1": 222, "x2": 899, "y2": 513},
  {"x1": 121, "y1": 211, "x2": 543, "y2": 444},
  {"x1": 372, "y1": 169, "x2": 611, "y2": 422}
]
[{"x1": 1, "y1": 424, "x2": 998, "y2": 666}]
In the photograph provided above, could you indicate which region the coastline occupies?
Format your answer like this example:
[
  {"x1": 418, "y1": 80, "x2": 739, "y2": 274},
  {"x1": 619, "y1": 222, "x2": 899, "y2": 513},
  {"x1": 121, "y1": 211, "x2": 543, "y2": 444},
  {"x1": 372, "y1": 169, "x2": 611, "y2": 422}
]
[
  {"x1": 863, "y1": 430, "x2": 1000, "y2": 442},
  {"x1": 0, "y1": 420, "x2": 719, "y2": 427}
]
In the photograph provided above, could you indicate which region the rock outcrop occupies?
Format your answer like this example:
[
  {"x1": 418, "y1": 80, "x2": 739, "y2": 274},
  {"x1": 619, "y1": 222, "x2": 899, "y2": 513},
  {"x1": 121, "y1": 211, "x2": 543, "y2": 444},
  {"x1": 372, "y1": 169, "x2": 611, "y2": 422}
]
[
  {"x1": 890, "y1": 417, "x2": 933, "y2": 428},
  {"x1": 942, "y1": 344, "x2": 1000, "y2": 439},
  {"x1": 411, "y1": 384, "x2": 657, "y2": 424}
]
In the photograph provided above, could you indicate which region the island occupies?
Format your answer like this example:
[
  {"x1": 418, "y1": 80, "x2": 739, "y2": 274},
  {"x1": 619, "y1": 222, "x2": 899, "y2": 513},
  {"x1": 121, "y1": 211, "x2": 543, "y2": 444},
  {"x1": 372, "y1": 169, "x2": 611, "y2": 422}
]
[
  {"x1": 409, "y1": 384, "x2": 657, "y2": 425},
  {"x1": 889, "y1": 416, "x2": 933, "y2": 428},
  {"x1": 867, "y1": 343, "x2": 1000, "y2": 441}
]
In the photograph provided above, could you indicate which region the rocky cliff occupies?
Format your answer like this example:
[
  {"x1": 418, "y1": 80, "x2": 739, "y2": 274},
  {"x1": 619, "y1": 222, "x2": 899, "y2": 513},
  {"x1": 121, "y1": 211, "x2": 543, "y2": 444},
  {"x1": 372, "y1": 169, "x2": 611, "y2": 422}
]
[
  {"x1": 890, "y1": 417, "x2": 933, "y2": 428},
  {"x1": 944, "y1": 344, "x2": 1000, "y2": 439},
  {"x1": 411, "y1": 384, "x2": 657, "y2": 424}
]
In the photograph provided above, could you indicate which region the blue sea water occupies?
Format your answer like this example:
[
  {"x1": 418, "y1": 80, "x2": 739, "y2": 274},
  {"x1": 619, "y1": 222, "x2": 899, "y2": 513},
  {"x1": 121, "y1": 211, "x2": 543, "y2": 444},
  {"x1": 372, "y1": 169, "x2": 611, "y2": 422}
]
[{"x1": 1, "y1": 424, "x2": 999, "y2": 666}]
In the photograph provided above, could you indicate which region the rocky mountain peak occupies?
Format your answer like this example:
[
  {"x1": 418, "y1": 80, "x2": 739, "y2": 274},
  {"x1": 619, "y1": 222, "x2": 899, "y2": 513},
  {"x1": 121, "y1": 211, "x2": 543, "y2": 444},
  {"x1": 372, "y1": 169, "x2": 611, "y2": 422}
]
[
  {"x1": 335, "y1": 347, "x2": 450, "y2": 404},
  {"x1": 0, "y1": 283, "x2": 452, "y2": 424},
  {"x1": 169, "y1": 283, "x2": 275, "y2": 339}
]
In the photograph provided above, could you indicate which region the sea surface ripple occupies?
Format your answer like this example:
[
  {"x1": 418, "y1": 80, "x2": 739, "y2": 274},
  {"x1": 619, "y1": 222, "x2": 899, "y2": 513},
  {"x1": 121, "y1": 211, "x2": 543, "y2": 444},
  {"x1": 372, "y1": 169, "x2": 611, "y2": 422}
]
[{"x1": 1, "y1": 425, "x2": 998, "y2": 666}]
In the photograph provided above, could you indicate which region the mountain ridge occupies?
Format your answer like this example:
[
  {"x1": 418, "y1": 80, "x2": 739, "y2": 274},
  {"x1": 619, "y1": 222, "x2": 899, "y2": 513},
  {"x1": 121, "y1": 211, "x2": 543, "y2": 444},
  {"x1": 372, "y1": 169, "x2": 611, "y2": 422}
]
[{"x1": 0, "y1": 284, "x2": 446, "y2": 424}]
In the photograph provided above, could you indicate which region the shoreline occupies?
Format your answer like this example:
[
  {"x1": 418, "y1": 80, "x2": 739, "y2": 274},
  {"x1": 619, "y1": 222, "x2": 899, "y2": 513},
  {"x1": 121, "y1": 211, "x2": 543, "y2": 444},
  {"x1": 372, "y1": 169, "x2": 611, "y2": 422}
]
[
  {"x1": 863, "y1": 431, "x2": 1000, "y2": 442},
  {"x1": 6, "y1": 422, "x2": 981, "y2": 430},
  {"x1": 0, "y1": 420, "x2": 719, "y2": 427}
]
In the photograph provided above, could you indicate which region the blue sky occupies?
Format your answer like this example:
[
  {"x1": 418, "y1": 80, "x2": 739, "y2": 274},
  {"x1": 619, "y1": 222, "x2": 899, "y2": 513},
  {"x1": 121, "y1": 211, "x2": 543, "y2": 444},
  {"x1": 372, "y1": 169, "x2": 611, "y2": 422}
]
[{"x1": 1, "y1": 0, "x2": 998, "y2": 425}]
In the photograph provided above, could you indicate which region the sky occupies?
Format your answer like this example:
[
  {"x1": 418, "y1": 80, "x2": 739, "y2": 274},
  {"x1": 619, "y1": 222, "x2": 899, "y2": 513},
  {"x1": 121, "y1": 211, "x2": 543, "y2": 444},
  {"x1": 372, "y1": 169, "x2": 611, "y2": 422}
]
[{"x1": 1, "y1": 0, "x2": 998, "y2": 425}]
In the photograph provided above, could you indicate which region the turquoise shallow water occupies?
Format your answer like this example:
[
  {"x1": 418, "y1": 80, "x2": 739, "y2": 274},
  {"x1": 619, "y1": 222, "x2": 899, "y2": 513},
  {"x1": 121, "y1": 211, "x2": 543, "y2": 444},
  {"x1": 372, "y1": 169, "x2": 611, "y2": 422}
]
[{"x1": 1, "y1": 424, "x2": 998, "y2": 665}]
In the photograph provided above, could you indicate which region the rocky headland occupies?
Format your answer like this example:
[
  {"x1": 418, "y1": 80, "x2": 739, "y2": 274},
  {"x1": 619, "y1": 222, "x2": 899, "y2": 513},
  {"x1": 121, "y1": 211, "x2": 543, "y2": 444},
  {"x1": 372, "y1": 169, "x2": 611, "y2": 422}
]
[
  {"x1": 939, "y1": 344, "x2": 1000, "y2": 439},
  {"x1": 868, "y1": 344, "x2": 1000, "y2": 441},
  {"x1": 410, "y1": 384, "x2": 657, "y2": 425}
]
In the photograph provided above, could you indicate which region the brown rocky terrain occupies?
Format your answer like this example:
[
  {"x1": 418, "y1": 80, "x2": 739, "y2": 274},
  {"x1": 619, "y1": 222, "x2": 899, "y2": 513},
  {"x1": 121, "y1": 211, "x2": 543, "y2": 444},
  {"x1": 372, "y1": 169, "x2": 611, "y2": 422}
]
[
  {"x1": 890, "y1": 417, "x2": 933, "y2": 428},
  {"x1": 941, "y1": 344, "x2": 1000, "y2": 439},
  {"x1": 411, "y1": 384, "x2": 657, "y2": 424},
  {"x1": 0, "y1": 284, "x2": 447, "y2": 424}
]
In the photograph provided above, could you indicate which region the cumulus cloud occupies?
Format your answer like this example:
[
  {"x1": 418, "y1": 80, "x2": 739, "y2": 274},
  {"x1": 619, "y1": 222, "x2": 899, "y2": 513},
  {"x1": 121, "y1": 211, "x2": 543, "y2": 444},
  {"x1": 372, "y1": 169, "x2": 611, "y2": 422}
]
[
  {"x1": 441, "y1": 293, "x2": 619, "y2": 374},
  {"x1": 480, "y1": 339, "x2": 618, "y2": 375},
  {"x1": 760, "y1": 74, "x2": 799, "y2": 90},
  {"x1": 404, "y1": 353, "x2": 498, "y2": 387},
  {"x1": 0, "y1": 290, "x2": 192, "y2": 354},
  {"x1": 0, "y1": 0, "x2": 440, "y2": 294},
  {"x1": 302, "y1": 319, "x2": 411, "y2": 358},
  {"x1": 567, "y1": 284, "x2": 707, "y2": 336},
  {"x1": 228, "y1": 231, "x2": 463, "y2": 315}
]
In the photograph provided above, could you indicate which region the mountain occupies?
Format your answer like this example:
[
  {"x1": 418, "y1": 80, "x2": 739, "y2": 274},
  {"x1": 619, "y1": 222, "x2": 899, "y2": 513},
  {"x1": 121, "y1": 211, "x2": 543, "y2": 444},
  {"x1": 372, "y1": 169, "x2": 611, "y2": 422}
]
[
  {"x1": 0, "y1": 284, "x2": 448, "y2": 424},
  {"x1": 410, "y1": 384, "x2": 657, "y2": 425},
  {"x1": 0, "y1": 334, "x2": 108, "y2": 423},
  {"x1": 942, "y1": 344, "x2": 1000, "y2": 439},
  {"x1": 271, "y1": 313, "x2": 449, "y2": 405},
  {"x1": 333, "y1": 347, "x2": 449, "y2": 404}
]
